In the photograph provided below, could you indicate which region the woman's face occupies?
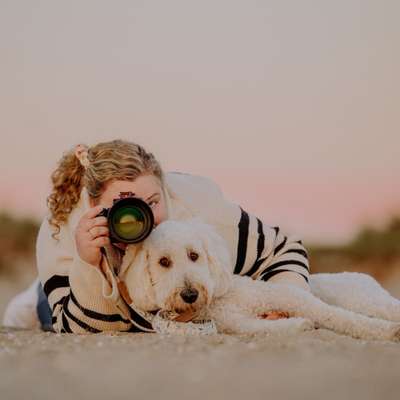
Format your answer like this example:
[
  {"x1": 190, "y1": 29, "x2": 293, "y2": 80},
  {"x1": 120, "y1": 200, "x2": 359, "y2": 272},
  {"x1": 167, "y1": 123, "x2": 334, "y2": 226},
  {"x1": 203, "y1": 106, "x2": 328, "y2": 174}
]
[{"x1": 90, "y1": 174, "x2": 168, "y2": 229}]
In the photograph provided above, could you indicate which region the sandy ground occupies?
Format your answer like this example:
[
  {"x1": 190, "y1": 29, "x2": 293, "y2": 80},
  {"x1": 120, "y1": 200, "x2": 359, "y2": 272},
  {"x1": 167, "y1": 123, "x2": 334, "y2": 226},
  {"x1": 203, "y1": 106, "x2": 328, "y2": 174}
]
[
  {"x1": 1, "y1": 272, "x2": 400, "y2": 400},
  {"x1": 1, "y1": 326, "x2": 400, "y2": 400}
]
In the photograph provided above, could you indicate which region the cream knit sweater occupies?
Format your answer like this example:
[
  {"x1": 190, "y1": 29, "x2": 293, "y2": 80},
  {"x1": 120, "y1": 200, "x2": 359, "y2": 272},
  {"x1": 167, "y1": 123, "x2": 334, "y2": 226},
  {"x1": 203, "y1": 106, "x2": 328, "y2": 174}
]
[{"x1": 36, "y1": 171, "x2": 310, "y2": 334}]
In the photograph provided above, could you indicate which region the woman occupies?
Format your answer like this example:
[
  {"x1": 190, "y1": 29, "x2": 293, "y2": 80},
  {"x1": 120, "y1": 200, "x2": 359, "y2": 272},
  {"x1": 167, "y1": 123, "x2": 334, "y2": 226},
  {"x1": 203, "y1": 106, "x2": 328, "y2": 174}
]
[{"x1": 3, "y1": 139, "x2": 311, "y2": 333}]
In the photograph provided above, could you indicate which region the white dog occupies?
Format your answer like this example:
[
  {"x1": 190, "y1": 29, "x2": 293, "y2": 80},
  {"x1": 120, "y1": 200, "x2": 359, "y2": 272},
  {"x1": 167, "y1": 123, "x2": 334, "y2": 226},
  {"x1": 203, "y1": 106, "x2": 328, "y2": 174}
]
[{"x1": 119, "y1": 218, "x2": 400, "y2": 342}]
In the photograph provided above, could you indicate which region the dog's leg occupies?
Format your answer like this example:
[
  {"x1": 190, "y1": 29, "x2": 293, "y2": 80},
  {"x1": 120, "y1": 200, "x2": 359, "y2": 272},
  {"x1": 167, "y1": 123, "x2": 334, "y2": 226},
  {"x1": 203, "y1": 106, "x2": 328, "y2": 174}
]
[
  {"x1": 310, "y1": 272, "x2": 400, "y2": 322},
  {"x1": 209, "y1": 304, "x2": 314, "y2": 335},
  {"x1": 228, "y1": 276, "x2": 400, "y2": 342},
  {"x1": 269, "y1": 283, "x2": 400, "y2": 341}
]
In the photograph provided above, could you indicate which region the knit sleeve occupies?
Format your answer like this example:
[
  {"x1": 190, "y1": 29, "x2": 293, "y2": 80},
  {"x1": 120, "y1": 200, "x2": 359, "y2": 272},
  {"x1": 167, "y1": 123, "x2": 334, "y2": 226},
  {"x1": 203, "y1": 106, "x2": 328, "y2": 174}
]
[
  {"x1": 232, "y1": 207, "x2": 310, "y2": 285},
  {"x1": 35, "y1": 217, "x2": 145, "y2": 334}
]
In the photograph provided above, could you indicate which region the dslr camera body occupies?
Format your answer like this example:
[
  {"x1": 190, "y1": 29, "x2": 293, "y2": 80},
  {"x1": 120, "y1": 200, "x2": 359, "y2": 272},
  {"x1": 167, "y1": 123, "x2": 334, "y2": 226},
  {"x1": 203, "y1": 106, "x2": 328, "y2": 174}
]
[{"x1": 96, "y1": 191, "x2": 155, "y2": 244}]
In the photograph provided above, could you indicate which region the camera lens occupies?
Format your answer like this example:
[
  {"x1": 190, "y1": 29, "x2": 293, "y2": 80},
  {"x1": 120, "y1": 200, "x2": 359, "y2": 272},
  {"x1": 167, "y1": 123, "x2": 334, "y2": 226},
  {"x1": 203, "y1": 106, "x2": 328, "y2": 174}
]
[
  {"x1": 113, "y1": 207, "x2": 145, "y2": 239},
  {"x1": 108, "y1": 197, "x2": 154, "y2": 244}
]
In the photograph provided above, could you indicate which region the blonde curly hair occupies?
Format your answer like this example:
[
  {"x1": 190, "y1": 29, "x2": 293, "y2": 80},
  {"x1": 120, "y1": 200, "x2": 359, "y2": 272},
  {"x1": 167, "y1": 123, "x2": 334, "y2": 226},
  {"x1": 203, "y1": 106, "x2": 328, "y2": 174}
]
[{"x1": 46, "y1": 139, "x2": 165, "y2": 241}]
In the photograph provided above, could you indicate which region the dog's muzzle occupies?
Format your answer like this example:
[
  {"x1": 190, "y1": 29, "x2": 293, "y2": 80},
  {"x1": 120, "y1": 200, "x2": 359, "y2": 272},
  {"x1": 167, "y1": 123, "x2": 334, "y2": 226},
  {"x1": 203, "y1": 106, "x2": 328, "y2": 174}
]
[
  {"x1": 165, "y1": 284, "x2": 208, "y2": 316},
  {"x1": 180, "y1": 287, "x2": 199, "y2": 304}
]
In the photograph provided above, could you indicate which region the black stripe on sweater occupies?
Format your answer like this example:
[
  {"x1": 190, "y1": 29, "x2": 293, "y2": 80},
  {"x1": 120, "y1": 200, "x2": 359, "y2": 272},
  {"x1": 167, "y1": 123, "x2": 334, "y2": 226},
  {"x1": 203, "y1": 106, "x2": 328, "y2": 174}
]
[
  {"x1": 52, "y1": 296, "x2": 68, "y2": 313},
  {"x1": 261, "y1": 259, "x2": 309, "y2": 275},
  {"x1": 63, "y1": 297, "x2": 101, "y2": 334},
  {"x1": 69, "y1": 290, "x2": 130, "y2": 324},
  {"x1": 273, "y1": 236, "x2": 287, "y2": 255},
  {"x1": 234, "y1": 207, "x2": 250, "y2": 275},
  {"x1": 126, "y1": 306, "x2": 154, "y2": 332},
  {"x1": 244, "y1": 256, "x2": 268, "y2": 277},
  {"x1": 43, "y1": 275, "x2": 69, "y2": 298},
  {"x1": 259, "y1": 268, "x2": 309, "y2": 283},
  {"x1": 282, "y1": 248, "x2": 309, "y2": 259},
  {"x1": 256, "y1": 218, "x2": 265, "y2": 260},
  {"x1": 243, "y1": 218, "x2": 265, "y2": 277},
  {"x1": 61, "y1": 312, "x2": 73, "y2": 333}
]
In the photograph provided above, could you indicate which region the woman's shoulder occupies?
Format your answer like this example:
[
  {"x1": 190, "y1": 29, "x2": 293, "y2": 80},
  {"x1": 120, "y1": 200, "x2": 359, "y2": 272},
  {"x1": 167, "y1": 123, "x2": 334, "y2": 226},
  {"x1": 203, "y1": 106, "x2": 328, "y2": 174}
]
[
  {"x1": 164, "y1": 171, "x2": 240, "y2": 225},
  {"x1": 36, "y1": 187, "x2": 89, "y2": 253},
  {"x1": 164, "y1": 171, "x2": 224, "y2": 198},
  {"x1": 36, "y1": 214, "x2": 74, "y2": 255}
]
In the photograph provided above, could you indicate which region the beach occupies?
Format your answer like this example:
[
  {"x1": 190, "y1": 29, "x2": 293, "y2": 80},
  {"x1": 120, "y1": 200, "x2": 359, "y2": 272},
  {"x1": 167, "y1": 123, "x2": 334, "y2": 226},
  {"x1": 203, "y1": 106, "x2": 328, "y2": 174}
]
[
  {"x1": 1, "y1": 326, "x2": 400, "y2": 400},
  {"x1": 1, "y1": 272, "x2": 400, "y2": 400}
]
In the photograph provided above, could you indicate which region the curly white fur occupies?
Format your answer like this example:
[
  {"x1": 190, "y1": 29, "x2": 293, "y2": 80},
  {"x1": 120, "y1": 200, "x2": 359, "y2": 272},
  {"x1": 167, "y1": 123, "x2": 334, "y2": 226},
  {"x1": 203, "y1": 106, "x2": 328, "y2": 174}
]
[{"x1": 121, "y1": 218, "x2": 400, "y2": 342}]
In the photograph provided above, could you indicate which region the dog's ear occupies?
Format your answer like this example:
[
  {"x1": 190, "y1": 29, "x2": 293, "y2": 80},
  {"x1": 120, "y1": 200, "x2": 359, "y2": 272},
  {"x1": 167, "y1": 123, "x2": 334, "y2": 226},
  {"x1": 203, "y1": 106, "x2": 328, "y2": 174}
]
[
  {"x1": 121, "y1": 243, "x2": 158, "y2": 312},
  {"x1": 187, "y1": 217, "x2": 233, "y2": 297}
]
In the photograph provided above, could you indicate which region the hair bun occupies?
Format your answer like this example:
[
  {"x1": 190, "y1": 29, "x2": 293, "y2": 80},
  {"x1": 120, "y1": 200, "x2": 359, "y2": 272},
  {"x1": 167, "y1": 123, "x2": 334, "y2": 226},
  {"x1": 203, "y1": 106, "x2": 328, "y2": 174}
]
[{"x1": 74, "y1": 144, "x2": 90, "y2": 169}]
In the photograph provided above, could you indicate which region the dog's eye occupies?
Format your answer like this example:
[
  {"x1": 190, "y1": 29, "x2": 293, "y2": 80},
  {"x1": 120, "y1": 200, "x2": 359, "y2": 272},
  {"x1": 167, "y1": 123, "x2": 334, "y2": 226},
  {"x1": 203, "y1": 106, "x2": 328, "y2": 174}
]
[
  {"x1": 188, "y1": 251, "x2": 199, "y2": 262},
  {"x1": 159, "y1": 257, "x2": 171, "y2": 268}
]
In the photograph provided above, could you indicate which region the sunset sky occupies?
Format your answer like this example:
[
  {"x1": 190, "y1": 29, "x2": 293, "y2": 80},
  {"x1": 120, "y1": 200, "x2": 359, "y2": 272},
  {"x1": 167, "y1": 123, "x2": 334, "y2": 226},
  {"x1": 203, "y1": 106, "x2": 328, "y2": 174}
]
[{"x1": 1, "y1": 1, "x2": 399, "y2": 245}]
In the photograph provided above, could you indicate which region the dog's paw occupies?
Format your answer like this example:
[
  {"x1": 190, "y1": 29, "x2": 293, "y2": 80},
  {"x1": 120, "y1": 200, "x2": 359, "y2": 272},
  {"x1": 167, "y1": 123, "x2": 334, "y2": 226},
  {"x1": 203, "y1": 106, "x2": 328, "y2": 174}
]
[
  {"x1": 390, "y1": 324, "x2": 400, "y2": 342},
  {"x1": 285, "y1": 318, "x2": 315, "y2": 334},
  {"x1": 378, "y1": 322, "x2": 400, "y2": 342},
  {"x1": 298, "y1": 318, "x2": 315, "y2": 332}
]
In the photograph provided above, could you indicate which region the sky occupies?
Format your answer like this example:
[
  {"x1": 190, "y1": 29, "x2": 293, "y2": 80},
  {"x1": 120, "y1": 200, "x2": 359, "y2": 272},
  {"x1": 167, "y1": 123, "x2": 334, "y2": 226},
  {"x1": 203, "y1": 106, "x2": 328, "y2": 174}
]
[{"x1": 1, "y1": 0, "x2": 399, "y2": 245}]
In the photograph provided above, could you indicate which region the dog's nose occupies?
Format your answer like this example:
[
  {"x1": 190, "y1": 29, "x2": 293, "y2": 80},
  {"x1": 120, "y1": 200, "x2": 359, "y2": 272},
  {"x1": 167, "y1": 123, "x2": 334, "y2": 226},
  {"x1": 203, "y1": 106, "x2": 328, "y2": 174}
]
[{"x1": 180, "y1": 288, "x2": 199, "y2": 304}]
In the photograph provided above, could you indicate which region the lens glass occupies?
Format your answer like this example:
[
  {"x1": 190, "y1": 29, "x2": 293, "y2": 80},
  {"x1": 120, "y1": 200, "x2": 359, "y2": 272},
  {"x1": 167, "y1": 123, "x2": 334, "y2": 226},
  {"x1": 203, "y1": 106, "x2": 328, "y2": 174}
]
[{"x1": 112, "y1": 207, "x2": 146, "y2": 240}]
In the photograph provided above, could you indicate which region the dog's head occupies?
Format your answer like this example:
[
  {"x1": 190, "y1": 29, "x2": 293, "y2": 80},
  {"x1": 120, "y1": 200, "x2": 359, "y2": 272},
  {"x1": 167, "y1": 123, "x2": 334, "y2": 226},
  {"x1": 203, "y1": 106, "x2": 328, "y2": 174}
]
[{"x1": 120, "y1": 217, "x2": 233, "y2": 316}]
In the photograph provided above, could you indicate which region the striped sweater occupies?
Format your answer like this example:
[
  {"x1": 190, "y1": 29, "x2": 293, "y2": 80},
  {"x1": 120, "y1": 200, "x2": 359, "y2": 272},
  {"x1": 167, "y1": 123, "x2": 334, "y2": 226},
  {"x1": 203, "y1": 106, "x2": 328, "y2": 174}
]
[{"x1": 36, "y1": 171, "x2": 310, "y2": 334}]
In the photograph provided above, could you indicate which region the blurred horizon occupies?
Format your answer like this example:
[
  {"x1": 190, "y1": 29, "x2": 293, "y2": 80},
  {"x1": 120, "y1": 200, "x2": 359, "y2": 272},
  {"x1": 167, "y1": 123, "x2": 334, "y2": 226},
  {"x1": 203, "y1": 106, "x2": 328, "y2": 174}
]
[
  {"x1": 1, "y1": 164, "x2": 400, "y2": 245},
  {"x1": 1, "y1": 0, "x2": 399, "y2": 245}
]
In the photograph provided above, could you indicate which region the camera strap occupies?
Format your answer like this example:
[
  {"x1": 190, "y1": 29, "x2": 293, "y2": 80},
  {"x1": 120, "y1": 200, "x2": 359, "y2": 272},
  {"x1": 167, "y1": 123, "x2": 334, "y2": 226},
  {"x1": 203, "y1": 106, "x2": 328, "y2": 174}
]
[{"x1": 100, "y1": 245, "x2": 155, "y2": 333}]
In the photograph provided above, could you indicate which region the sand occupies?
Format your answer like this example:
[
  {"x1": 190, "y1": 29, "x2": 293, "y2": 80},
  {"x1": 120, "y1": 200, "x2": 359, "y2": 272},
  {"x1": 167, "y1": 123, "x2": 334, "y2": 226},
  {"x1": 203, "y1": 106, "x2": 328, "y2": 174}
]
[
  {"x1": 1, "y1": 326, "x2": 400, "y2": 400},
  {"x1": 1, "y1": 272, "x2": 400, "y2": 400}
]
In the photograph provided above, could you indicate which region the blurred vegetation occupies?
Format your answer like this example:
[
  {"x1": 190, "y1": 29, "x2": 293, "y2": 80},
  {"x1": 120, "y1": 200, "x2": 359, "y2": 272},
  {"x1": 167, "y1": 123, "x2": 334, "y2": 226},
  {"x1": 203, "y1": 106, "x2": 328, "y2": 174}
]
[
  {"x1": 306, "y1": 215, "x2": 400, "y2": 281},
  {"x1": 0, "y1": 211, "x2": 40, "y2": 276},
  {"x1": 0, "y1": 209, "x2": 399, "y2": 284}
]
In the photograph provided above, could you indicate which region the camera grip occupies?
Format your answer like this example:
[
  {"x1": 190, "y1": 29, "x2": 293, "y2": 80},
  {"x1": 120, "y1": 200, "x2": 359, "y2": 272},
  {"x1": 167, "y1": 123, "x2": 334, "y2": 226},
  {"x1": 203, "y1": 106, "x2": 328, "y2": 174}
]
[{"x1": 96, "y1": 207, "x2": 108, "y2": 218}]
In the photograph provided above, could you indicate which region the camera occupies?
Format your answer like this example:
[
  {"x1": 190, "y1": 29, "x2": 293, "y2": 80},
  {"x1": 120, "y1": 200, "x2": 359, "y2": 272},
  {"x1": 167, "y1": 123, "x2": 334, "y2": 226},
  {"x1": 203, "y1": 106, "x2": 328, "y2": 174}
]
[{"x1": 96, "y1": 191, "x2": 155, "y2": 244}]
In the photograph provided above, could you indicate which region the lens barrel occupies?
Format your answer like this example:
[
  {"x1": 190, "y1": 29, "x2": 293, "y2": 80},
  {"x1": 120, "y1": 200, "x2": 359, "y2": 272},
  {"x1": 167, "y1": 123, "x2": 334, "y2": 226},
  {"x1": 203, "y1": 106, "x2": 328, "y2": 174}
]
[{"x1": 98, "y1": 197, "x2": 155, "y2": 244}]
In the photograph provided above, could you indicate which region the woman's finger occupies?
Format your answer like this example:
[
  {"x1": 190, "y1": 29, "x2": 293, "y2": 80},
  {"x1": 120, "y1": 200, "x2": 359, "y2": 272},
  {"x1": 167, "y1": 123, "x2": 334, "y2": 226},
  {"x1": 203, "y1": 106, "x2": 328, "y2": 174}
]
[
  {"x1": 88, "y1": 226, "x2": 109, "y2": 239},
  {"x1": 83, "y1": 205, "x2": 105, "y2": 220},
  {"x1": 82, "y1": 216, "x2": 108, "y2": 231},
  {"x1": 91, "y1": 236, "x2": 111, "y2": 248}
]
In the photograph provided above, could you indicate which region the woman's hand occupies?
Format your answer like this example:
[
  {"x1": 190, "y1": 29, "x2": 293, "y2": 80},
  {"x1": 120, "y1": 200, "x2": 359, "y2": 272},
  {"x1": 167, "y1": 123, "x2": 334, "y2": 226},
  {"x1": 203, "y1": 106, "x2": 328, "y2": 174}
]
[{"x1": 74, "y1": 205, "x2": 111, "y2": 268}]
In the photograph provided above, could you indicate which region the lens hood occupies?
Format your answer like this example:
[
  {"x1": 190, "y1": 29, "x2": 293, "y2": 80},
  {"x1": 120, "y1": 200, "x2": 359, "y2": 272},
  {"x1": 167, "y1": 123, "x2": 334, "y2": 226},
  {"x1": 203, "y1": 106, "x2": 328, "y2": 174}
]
[{"x1": 97, "y1": 197, "x2": 154, "y2": 244}]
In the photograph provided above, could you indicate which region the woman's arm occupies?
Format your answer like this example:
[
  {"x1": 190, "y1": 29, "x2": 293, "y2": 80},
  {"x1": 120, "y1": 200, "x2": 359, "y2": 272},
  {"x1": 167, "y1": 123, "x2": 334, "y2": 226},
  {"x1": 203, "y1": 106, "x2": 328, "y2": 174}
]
[
  {"x1": 255, "y1": 225, "x2": 310, "y2": 290},
  {"x1": 167, "y1": 172, "x2": 308, "y2": 292},
  {"x1": 232, "y1": 201, "x2": 311, "y2": 291},
  {"x1": 166, "y1": 173, "x2": 311, "y2": 291},
  {"x1": 36, "y1": 218, "x2": 143, "y2": 334}
]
